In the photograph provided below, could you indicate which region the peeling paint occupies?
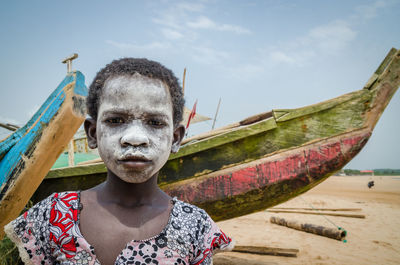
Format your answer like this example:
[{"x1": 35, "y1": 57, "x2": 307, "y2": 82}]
[{"x1": 163, "y1": 131, "x2": 370, "y2": 221}]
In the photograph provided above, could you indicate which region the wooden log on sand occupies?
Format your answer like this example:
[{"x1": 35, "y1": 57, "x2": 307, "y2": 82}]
[
  {"x1": 270, "y1": 216, "x2": 346, "y2": 241},
  {"x1": 267, "y1": 209, "x2": 365, "y2": 218},
  {"x1": 232, "y1": 245, "x2": 299, "y2": 257},
  {"x1": 213, "y1": 255, "x2": 278, "y2": 265},
  {"x1": 271, "y1": 207, "x2": 362, "y2": 212}
]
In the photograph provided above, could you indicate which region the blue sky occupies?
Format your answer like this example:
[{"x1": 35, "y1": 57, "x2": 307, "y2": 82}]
[{"x1": 0, "y1": 0, "x2": 399, "y2": 169}]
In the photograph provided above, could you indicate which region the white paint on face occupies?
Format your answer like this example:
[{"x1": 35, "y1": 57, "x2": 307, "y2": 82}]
[{"x1": 96, "y1": 74, "x2": 174, "y2": 183}]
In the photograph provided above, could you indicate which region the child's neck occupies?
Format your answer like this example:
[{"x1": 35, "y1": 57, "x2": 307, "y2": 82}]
[{"x1": 96, "y1": 172, "x2": 167, "y2": 208}]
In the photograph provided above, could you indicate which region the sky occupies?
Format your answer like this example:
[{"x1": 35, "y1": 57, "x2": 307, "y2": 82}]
[{"x1": 0, "y1": 0, "x2": 399, "y2": 169}]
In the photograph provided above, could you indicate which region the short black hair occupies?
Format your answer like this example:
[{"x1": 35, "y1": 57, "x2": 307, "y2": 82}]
[{"x1": 87, "y1": 58, "x2": 185, "y2": 128}]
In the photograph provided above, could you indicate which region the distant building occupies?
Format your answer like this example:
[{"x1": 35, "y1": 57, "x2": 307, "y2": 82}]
[{"x1": 360, "y1": 170, "x2": 374, "y2": 176}]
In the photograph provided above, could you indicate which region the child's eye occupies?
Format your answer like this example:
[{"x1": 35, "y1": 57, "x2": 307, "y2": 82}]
[
  {"x1": 148, "y1": 119, "x2": 164, "y2": 127},
  {"x1": 105, "y1": 117, "x2": 124, "y2": 124}
]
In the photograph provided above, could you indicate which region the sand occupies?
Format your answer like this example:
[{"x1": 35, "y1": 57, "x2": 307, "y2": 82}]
[{"x1": 214, "y1": 175, "x2": 400, "y2": 265}]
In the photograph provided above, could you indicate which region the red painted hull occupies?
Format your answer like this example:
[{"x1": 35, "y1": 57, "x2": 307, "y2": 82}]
[{"x1": 163, "y1": 129, "x2": 370, "y2": 221}]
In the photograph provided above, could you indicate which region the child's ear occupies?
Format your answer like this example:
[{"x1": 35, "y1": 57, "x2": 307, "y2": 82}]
[
  {"x1": 84, "y1": 118, "x2": 98, "y2": 149},
  {"x1": 171, "y1": 125, "x2": 185, "y2": 153}
]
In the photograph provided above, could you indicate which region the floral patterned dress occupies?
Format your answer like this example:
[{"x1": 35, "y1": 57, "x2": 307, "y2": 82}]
[{"x1": 4, "y1": 191, "x2": 233, "y2": 265}]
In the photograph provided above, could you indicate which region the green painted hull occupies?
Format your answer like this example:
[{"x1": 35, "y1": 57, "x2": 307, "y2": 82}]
[{"x1": 33, "y1": 48, "x2": 400, "y2": 221}]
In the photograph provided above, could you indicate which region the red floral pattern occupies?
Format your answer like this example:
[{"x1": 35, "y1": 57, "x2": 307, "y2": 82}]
[{"x1": 49, "y1": 192, "x2": 80, "y2": 258}]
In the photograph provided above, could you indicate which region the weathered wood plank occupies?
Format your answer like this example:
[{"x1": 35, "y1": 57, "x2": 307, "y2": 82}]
[
  {"x1": 271, "y1": 207, "x2": 362, "y2": 212},
  {"x1": 267, "y1": 210, "x2": 365, "y2": 219},
  {"x1": 170, "y1": 117, "x2": 278, "y2": 160},
  {"x1": 213, "y1": 255, "x2": 279, "y2": 265},
  {"x1": 232, "y1": 245, "x2": 299, "y2": 257}
]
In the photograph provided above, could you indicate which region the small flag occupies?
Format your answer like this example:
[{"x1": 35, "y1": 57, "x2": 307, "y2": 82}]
[{"x1": 186, "y1": 100, "x2": 197, "y2": 129}]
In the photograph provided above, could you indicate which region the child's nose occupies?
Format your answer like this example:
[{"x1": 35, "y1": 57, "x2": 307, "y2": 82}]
[{"x1": 120, "y1": 123, "x2": 150, "y2": 147}]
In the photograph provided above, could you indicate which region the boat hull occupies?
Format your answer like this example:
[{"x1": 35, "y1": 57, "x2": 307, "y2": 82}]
[
  {"x1": 0, "y1": 71, "x2": 87, "y2": 238},
  {"x1": 31, "y1": 48, "x2": 400, "y2": 222},
  {"x1": 163, "y1": 129, "x2": 370, "y2": 221}
]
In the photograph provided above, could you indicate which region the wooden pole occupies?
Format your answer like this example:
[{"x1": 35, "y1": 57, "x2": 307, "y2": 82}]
[
  {"x1": 0, "y1": 123, "x2": 18, "y2": 132},
  {"x1": 232, "y1": 245, "x2": 299, "y2": 257},
  {"x1": 62, "y1": 53, "x2": 78, "y2": 73},
  {"x1": 267, "y1": 209, "x2": 365, "y2": 218},
  {"x1": 213, "y1": 255, "x2": 281, "y2": 265},
  {"x1": 270, "y1": 216, "x2": 346, "y2": 241},
  {"x1": 212, "y1": 98, "x2": 221, "y2": 130},
  {"x1": 182, "y1": 68, "x2": 186, "y2": 95},
  {"x1": 271, "y1": 207, "x2": 362, "y2": 212},
  {"x1": 68, "y1": 140, "x2": 75, "y2": 167}
]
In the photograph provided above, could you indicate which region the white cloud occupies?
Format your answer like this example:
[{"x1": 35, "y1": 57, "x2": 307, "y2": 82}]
[
  {"x1": 161, "y1": 28, "x2": 184, "y2": 40},
  {"x1": 153, "y1": 15, "x2": 182, "y2": 30},
  {"x1": 187, "y1": 16, "x2": 214, "y2": 29},
  {"x1": 106, "y1": 40, "x2": 171, "y2": 51},
  {"x1": 187, "y1": 16, "x2": 251, "y2": 34},
  {"x1": 355, "y1": 0, "x2": 387, "y2": 20},
  {"x1": 265, "y1": 20, "x2": 356, "y2": 66},
  {"x1": 269, "y1": 51, "x2": 296, "y2": 65},
  {"x1": 152, "y1": 2, "x2": 204, "y2": 30},
  {"x1": 306, "y1": 20, "x2": 357, "y2": 52},
  {"x1": 175, "y1": 2, "x2": 204, "y2": 12},
  {"x1": 259, "y1": 1, "x2": 390, "y2": 67},
  {"x1": 218, "y1": 24, "x2": 251, "y2": 35},
  {"x1": 191, "y1": 46, "x2": 230, "y2": 65}
]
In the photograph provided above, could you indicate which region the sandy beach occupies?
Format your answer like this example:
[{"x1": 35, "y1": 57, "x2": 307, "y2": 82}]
[{"x1": 214, "y1": 175, "x2": 400, "y2": 265}]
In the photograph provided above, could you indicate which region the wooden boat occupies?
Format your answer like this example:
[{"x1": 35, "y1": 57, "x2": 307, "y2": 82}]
[
  {"x1": 0, "y1": 54, "x2": 87, "y2": 238},
  {"x1": 33, "y1": 48, "x2": 400, "y2": 222}
]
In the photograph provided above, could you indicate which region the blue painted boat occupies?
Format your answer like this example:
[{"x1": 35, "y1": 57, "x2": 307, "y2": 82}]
[{"x1": 0, "y1": 59, "x2": 87, "y2": 238}]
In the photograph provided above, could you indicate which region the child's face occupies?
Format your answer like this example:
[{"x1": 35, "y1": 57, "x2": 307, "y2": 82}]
[{"x1": 94, "y1": 74, "x2": 176, "y2": 183}]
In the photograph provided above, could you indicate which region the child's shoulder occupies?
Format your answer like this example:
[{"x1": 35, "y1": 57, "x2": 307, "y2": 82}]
[
  {"x1": 171, "y1": 197, "x2": 209, "y2": 219},
  {"x1": 4, "y1": 191, "x2": 82, "y2": 264},
  {"x1": 167, "y1": 197, "x2": 233, "y2": 263},
  {"x1": 6, "y1": 190, "x2": 81, "y2": 239},
  {"x1": 10, "y1": 191, "x2": 80, "y2": 223},
  {"x1": 168, "y1": 197, "x2": 213, "y2": 238},
  {"x1": 28, "y1": 191, "x2": 81, "y2": 215}
]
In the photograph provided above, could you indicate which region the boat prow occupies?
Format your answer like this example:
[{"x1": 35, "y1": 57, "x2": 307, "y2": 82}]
[{"x1": 0, "y1": 68, "x2": 87, "y2": 238}]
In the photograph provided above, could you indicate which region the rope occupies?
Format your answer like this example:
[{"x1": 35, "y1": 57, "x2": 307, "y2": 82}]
[{"x1": 298, "y1": 196, "x2": 348, "y2": 242}]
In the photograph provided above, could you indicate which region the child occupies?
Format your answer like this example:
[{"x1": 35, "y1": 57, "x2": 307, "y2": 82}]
[{"x1": 5, "y1": 58, "x2": 233, "y2": 265}]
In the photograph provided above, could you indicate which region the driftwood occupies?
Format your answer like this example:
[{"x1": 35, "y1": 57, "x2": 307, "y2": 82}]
[
  {"x1": 270, "y1": 216, "x2": 346, "y2": 241},
  {"x1": 271, "y1": 207, "x2": 362, "y2": 212},
  {"x1": 232, "y1": 245, "x2": 298, "y2": 257},
  {"x1": 267, "y1": 209, "x2": 365, "y2": 218},
  {"x1": 213, "y1": 255, "x2": 278, "y2": 265}
]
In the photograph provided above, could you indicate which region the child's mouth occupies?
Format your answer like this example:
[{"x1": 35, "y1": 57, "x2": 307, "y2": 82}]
[{"x1": 117, "y1": 155, "x2": 151, "y2": 169}]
